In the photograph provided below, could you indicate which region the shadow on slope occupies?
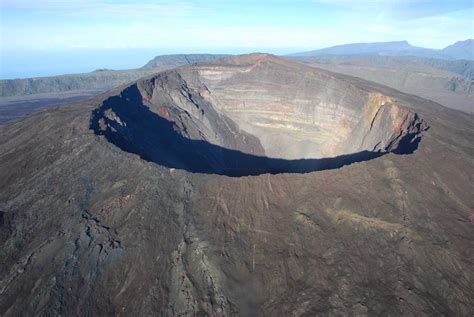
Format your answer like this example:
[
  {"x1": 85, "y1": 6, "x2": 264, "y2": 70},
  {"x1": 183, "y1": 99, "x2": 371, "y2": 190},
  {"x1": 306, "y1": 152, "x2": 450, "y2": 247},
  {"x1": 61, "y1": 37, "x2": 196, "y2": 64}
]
[{"x1": 90, "y1": 85, "x2": 421, "y2": 177}]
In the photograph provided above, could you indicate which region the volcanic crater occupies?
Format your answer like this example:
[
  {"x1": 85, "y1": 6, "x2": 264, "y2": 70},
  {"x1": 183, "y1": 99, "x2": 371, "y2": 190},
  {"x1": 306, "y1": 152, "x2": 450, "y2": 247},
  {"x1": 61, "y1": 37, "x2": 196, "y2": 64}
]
[
  {"x1": 2, "y1": 53, "x2": 474, "y2": 317},
  {"x1": 91, "y1": 54, "x2": 428, "y2": 176}
]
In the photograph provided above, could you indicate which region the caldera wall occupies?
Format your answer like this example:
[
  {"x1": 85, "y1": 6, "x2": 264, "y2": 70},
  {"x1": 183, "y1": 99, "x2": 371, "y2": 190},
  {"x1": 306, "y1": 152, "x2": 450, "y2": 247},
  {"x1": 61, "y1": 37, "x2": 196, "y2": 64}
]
[
  {"x1": 91, "y1": 54, "x2": 428, "y2": 175},
  {"x1": 182, "y1": 55, "x2": 428, "y2": 158}
]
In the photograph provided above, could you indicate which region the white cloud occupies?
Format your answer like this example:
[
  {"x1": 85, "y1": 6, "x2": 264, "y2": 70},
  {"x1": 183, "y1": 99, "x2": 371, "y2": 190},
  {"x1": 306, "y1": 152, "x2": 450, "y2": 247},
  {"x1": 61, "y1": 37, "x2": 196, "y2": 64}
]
[
  {"x1": 313, "y1": 0, "x2": 473, "y2": 20},
  {"x1": 0, "y1": 20, "x2": 333, "y2": 50},
  {"x1": 2, "y1": 1, "x2": 472, "y2": 51},
  {"x1": 1, "y1": 0, "x2": 209, "y2": 19},
  {"x1": 364, "y1": 12, "x2": 473, "y2": 48}
]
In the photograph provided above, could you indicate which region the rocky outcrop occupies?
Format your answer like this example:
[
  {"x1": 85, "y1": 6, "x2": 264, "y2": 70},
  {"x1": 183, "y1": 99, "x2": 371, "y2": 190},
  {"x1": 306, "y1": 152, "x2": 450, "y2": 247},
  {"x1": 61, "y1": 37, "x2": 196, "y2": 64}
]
[{"x1": 349, "y1": 93, "x2": 428, "y2": 155}]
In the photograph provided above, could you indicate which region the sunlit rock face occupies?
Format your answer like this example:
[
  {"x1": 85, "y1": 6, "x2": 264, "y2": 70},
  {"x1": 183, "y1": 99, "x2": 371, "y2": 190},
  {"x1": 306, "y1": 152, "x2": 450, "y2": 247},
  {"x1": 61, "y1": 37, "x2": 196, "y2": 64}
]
[
  {"x1": 91, "y1": 54, "x2": 427, "y2": 175},
  {"x1": 185, "y1": 54, "x2": 427, "y2": 159}
]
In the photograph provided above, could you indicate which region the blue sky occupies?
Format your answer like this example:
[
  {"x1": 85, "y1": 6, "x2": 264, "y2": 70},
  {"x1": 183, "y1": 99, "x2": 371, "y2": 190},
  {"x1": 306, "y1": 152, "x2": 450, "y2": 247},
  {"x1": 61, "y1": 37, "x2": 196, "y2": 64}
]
[{"x1": 1, "y1": 0, "x2": 473, "y2": 78}]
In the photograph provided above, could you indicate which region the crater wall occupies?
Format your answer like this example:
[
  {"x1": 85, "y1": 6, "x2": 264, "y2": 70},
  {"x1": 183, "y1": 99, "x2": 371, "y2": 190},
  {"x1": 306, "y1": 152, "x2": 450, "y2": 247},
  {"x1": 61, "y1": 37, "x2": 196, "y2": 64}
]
[{"x1": 91, "y1": 54, "x2": 428, "y2": 175}]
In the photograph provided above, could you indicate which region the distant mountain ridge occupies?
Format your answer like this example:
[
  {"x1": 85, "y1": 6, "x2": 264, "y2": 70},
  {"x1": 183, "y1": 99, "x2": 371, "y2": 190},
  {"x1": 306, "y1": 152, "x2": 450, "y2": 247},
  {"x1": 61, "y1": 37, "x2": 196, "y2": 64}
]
[
  {"x1": 0, "y1": 69, "x2": 158, "y2": 97},
  {"x1": 441, "y1": 39, "x2": 474, "y2": 60},
  {"x1": 290, "y1": 39, "x2": 473, "y2": 61},
  {"x1": 0, "y1": 54, "x2": 230, "y2": 97},
  {"x1": 142, "y1": 54, "x2": 230, "y2": 69},
  {"x1": 292, "y1": 55, "x2": 474, "y2": 80}
]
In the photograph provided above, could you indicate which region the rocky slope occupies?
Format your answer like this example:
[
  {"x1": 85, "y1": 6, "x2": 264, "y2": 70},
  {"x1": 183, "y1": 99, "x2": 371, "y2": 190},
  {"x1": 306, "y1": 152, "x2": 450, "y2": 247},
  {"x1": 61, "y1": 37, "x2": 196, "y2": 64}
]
[
  {"x1": 293, "y1": 55, "x2": 474, "y2": 80},
  {"x1": 0, "y1": 54, "x2": 473, "y2": 316},
  {"x1": 294, "y1": 55, "x2": 473, "y2": 113}
]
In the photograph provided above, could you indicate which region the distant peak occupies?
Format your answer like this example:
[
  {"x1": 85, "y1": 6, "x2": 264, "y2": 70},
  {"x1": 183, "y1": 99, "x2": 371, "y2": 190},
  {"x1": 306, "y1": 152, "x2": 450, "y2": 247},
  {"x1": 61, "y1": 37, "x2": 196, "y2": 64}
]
[
  {"x1": 441, "y1": 39, "x2": 474, "y2": 60},
  {"x1": 205, "y1": 53, "x2": 277, "y2": 66}
]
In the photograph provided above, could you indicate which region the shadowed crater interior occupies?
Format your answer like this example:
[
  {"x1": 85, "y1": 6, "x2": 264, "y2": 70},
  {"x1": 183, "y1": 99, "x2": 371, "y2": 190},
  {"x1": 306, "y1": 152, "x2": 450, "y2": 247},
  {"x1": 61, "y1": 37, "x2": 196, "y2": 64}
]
[{"x1": 90, "y1": 55, "x2": 429, "y2": 176}]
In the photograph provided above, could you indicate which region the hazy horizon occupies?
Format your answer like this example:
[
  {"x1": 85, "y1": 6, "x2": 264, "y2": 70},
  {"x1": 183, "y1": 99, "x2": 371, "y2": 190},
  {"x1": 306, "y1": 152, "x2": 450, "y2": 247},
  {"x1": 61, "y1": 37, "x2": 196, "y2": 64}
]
[
  {"x1": 0, "y1": 47, "x2": 310, "y2": 79},
  {"x1": 1, "y1": 0, "x2": 473, "y2": 79}
]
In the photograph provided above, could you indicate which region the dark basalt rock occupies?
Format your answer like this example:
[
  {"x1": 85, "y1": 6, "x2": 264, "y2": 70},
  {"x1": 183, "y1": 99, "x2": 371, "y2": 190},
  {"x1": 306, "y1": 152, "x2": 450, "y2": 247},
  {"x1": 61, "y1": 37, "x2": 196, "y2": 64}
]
[{"x1": 0, "y1": 54, "x2": 472, "y2": 316}]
